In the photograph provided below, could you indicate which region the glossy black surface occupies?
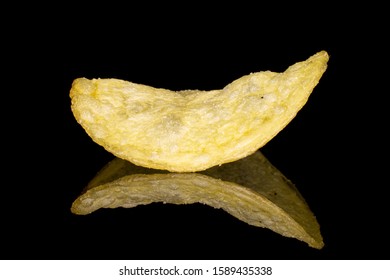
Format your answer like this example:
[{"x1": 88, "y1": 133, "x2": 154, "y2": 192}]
[{"x1": 3, "y1": 12, "x2": 386, "y2": 260}]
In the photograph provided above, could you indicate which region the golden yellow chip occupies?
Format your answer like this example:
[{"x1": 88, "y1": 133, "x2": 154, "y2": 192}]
[
  {"x1": 71, "y1": 151, "x2": 324, "y2": 249},
  {"x1": 70, "y1": 51, "x2": 329, "y2": 172}
]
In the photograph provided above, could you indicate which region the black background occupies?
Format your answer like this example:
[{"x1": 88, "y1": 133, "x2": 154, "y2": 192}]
[{"x1": 3, "y1": 5, "x2": 388, "y2": 260}]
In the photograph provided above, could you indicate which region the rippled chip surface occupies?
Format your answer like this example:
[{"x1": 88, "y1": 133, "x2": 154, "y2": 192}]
[{"x1": 70, "y1": 51, "x2": 328, "y2": 172}]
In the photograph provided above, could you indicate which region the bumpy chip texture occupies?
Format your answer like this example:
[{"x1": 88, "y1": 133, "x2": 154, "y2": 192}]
[{"x1": 70, "y1": 51, "x2": 328, "y2": 172}]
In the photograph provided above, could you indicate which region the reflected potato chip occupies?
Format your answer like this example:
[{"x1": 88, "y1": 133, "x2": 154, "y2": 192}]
[
  {"x1": 71, "y1": 151, "x2": 324, "y2": 249},
  {"x1": 70, "y1": 51, "x2": 328, "y2": 172}
]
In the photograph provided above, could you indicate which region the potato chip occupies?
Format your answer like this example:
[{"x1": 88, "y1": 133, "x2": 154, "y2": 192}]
[
  {"x1": 70, "y1": 51, "x2": 329, "y2": 172},
  {"x1": 71, "y1": 151, "x2": 324, "y2": 249}
]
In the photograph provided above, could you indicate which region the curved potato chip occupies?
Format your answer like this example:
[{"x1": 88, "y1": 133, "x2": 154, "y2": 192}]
[
  {"x1": 70, "y1": 51, "x2": 329, "y2": 172},
  {"x1": 71, "y1": 151, "x2": 324, "y2": 249}
]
